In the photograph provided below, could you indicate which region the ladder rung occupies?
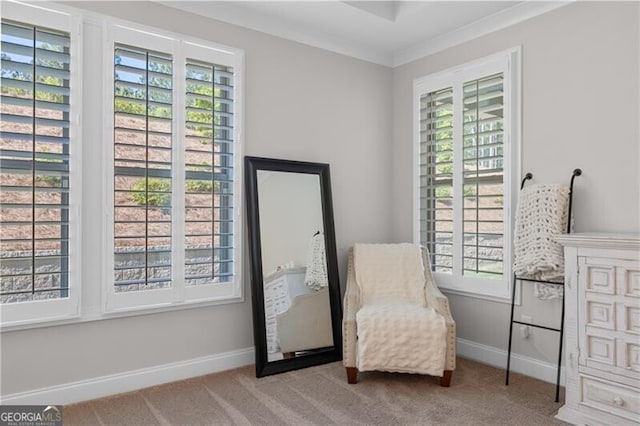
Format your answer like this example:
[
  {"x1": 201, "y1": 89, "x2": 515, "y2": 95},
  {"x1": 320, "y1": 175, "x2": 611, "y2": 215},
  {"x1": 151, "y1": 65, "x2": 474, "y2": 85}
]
[
  {"x1": 512, "y1": 320, "x2": 561, "y2": 333},
  {"x1": 515, "y1": 276, "x2": 564, "y2": 285}
]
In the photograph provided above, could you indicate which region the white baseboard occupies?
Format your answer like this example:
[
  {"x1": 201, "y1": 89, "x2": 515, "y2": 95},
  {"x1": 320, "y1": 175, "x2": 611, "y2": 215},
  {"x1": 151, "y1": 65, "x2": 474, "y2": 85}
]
[
  {"x1": 1, "y1": 340, "x2": 560, "y2": 406},
  {"x1": 0, "y1": 347, "x2": 255, "y2": 406},
  {"x1": 456, "y1": 338, "x2": 565, "y2": 385}
]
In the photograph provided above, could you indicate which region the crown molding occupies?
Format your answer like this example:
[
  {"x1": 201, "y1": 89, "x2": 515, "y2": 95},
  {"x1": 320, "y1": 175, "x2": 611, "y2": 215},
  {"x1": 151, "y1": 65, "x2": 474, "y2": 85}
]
[
  {"x1": 153, "y1": 0, "x2": 394, "y2": 66},
  {"x1": 393, "y1": 1, "x2": 572, "y2": 67},
  {"x1": 155, "y1": 1, "x2": 572, "y2": 69}
]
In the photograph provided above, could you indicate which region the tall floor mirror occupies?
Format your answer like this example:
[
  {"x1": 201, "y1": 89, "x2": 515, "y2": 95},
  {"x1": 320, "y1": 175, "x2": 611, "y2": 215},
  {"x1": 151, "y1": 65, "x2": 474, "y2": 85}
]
[{"x1": 245, "y1": 157, "x2": 342, "y2": 377}]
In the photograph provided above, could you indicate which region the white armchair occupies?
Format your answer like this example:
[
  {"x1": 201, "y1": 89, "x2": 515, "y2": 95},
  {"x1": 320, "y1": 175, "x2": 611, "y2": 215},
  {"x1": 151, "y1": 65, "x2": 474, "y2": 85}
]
[{"x1": 342, "y1": 244, "x2": 456, "y2": 386}]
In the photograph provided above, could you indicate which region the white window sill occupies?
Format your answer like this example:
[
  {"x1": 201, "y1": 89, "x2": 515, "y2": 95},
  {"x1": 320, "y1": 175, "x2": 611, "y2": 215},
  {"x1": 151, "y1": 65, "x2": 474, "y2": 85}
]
[
  {"x1": 0, "y1": 294, "x2": 245, "y2": 333},
  {"x1": 439, "y1": 285, "x2": 521, "y2": 305}
]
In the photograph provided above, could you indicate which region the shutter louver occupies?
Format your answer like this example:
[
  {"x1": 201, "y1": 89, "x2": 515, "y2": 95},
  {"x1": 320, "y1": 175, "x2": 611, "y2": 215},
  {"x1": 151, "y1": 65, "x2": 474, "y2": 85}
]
[
  {"x1": 462, "y1": 74, "x2": 504, "y2": 278},
  {"x1": 0, "y1": 20, "x2": 71, "y2": 303},
  {"x1": 419, "y1": 87, "x2": 453, "y2": 273},
  {"x1": 184, "y1": 60, "x2": 234, "y2": 285},
  {"x1": 113, "y1": 44, "x2": 173, "y2": 292}
]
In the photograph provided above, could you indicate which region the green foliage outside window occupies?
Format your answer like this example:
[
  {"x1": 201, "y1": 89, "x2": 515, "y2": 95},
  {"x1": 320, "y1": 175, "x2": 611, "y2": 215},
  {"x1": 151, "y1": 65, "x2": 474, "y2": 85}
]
[
  {"x1": 131, "y1": 177, "x2": 221, "y2": 206},
  {"x1": 435, "y1": 185, "x2": 476, "y2": 199},
  {"x1": 131, "y1": 178, "x2": 171, "y2": 206},
  {"x1": 186, "y1": 179, "x2": 219, "y2": 193}
]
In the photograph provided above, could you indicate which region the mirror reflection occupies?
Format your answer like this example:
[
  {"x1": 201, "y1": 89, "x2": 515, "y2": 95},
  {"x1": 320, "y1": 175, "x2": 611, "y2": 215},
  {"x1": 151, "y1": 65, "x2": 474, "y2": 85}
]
[{"x1": 257, "y1": 170, "x2": 334, "y2": 362}]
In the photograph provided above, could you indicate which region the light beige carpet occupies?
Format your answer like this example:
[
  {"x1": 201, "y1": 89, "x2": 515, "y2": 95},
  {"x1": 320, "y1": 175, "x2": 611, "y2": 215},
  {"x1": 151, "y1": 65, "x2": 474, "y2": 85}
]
[{"x1": 64, "y1": 357, "x2": 567, "y2": 425}]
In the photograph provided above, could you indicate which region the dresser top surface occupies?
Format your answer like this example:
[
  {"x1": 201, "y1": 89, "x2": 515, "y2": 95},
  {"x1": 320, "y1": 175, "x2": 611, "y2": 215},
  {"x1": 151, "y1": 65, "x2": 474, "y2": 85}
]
[{"x1": 555, "y1": 232, "x2": 640, "y2": 249}]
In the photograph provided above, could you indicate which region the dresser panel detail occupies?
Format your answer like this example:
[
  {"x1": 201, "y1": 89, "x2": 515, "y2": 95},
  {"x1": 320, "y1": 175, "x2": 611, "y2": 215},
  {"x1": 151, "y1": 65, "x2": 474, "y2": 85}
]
[{"x1": 556, "y1": 233, "x2": 640, "y2": 426}]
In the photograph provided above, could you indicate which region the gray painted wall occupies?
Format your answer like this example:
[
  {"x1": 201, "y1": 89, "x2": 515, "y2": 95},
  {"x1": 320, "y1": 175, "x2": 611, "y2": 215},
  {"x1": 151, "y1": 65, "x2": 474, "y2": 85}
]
[
  {"x1": 0, "y1": 1, "x2": 392, "y2": 396},
  {"x1": 391, "y1": 1, "x2": 639, "y2": 362}
]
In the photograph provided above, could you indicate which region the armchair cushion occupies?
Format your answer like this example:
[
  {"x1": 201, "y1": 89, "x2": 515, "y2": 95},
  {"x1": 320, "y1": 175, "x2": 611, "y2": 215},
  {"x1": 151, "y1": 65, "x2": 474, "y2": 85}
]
[{"x1": 356, "y1": 302, "x2": 446, "y2": 375}]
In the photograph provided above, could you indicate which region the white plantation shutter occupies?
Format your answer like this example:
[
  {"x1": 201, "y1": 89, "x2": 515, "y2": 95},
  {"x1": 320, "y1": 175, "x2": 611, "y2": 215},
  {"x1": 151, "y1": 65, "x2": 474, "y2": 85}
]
[
  {"x1": 0, "y1": 21, "x2": 71, "y2": 303},
  {"x1": 462, "y1": 74, "x2": 504, "y2": 279},
  {"x1": 0, "y1": 5, "x2": 243, "y2": 325},
  {"x1": 113, "y1": 44, "x2": 173, "y2": 293},
  {"x1": 106, "y1": 26, "x2": 242, "y2": 311},
  {"x1": 419, "y1": 87, "x2": 454, "y2": 273},
  {"x1": 0, "y1": 1, "x2": 80, "y2": 326},
  {"x1": 414, "y1": 49, "x2": 519, "y2": 299},
  {"x1": 184, "y1": 60, "x2": 235, "y2": 286}
]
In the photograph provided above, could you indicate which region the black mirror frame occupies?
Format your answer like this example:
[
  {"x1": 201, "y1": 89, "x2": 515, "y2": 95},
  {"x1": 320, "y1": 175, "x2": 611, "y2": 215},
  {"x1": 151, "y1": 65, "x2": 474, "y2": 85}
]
[{"x1": 245, "y1": 156, "x2": 343, "y2": 377}]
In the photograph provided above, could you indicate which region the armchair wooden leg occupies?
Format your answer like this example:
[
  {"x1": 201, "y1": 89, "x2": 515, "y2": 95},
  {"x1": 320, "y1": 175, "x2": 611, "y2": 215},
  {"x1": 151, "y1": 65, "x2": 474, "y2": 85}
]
[
  {"x1": 346, "y1": 367, "x2": 358, "y2": 384},
  {"x1": 440, "y1": 370, "x2": 453, "y2": 387}
]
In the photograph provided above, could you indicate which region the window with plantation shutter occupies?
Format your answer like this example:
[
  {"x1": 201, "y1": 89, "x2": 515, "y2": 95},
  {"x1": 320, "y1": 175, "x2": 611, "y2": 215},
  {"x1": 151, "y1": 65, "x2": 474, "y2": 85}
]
[
  {"x1": 414, "y1": 49, "x2": 520, "y2": 299},
  {"x1": 106, "y1": 25, "x2": 243, "y2": 311},
  {"x1": 0, "y1": 2, "x2": 80, "y2": 326},
  {"x1": 0, "y1": 3, "x2": 244, "y2": 327},
  {"x1": 184, "y1": 60, "x2": 235, "y2": 286},
  {"x1": 1, "y1": 20, "x2": 71, "y2": 303},
  {"x1": 419, "y1": 87, "x2": 454, "y2": 273},
  {"x1": 113, "y1": 44, "x2": 173, "y2": 293},
  {"x1": 462, "y1": 74, "x2": 505, "y2": 279}
]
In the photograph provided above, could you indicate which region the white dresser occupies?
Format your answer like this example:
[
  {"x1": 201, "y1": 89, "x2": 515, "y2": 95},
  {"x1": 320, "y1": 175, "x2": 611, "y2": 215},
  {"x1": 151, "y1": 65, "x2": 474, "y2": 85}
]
[
  {"x1": 263, "y1": 267, "x2": 309, "y2": 354},
  {"x1": 556, "y1": 233, "x2": 640, "y2": 426}
]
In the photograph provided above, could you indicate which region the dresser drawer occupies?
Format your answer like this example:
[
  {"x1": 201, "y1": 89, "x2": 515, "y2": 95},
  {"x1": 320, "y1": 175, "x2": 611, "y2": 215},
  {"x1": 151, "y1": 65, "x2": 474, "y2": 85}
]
[{"x1": 581, "y1": 375, "x2": 640, "y2": 422}]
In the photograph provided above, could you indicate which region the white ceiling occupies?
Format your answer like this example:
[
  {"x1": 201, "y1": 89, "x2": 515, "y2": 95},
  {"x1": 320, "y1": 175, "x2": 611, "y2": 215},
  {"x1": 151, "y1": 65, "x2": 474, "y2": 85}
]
[{"x1": 158, "y1": 1, "x2": 569, "y2": 67}]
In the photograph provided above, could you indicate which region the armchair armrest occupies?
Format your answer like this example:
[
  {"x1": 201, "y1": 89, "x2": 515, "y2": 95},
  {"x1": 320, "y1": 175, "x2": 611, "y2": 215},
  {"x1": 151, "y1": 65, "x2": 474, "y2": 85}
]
[
  {"x1": 342, "y1": 248, "x2": 359, "y2": 368},
  {"x1": 425, "y1": 276, "x2": 452, "y2": 319},
  {"x1": 421, "y1": 246, "x2": 456, "y2": 372}
]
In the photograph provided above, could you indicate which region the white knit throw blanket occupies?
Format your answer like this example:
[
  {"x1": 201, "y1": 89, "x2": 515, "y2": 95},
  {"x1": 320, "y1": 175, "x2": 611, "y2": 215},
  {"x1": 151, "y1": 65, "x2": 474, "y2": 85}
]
[
  {"x1": 353, "y1": 243, "x2": 426, "y2": 306},
  {"x1": 353, "y1": 244, "x2": 446, "y2": 376},
  {"x1": 513, "y1": 183, "x2": 570, "y2": 299},
  {"x1": 304, "y1": 233, "x2": 328, "y2": 290}
]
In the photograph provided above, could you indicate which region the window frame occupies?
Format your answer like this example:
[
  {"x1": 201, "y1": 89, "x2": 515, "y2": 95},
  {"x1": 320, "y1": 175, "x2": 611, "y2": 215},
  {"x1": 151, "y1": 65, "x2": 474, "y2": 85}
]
[
  {"x1": 0, "y1": 1, "x2": 83, "y2": 327},
  {"x1": 413, "y1": 47, "x2": 521, "y2": 300},
  {"x1": 1, "y1": 2, "x2": 245, "y2": 331},
  {"x1": 182, "y1": 42, "x2": 242, "y2": 303},
  {"x1": 102, "y1": 22, "x2": 244, "y2": 313}
]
